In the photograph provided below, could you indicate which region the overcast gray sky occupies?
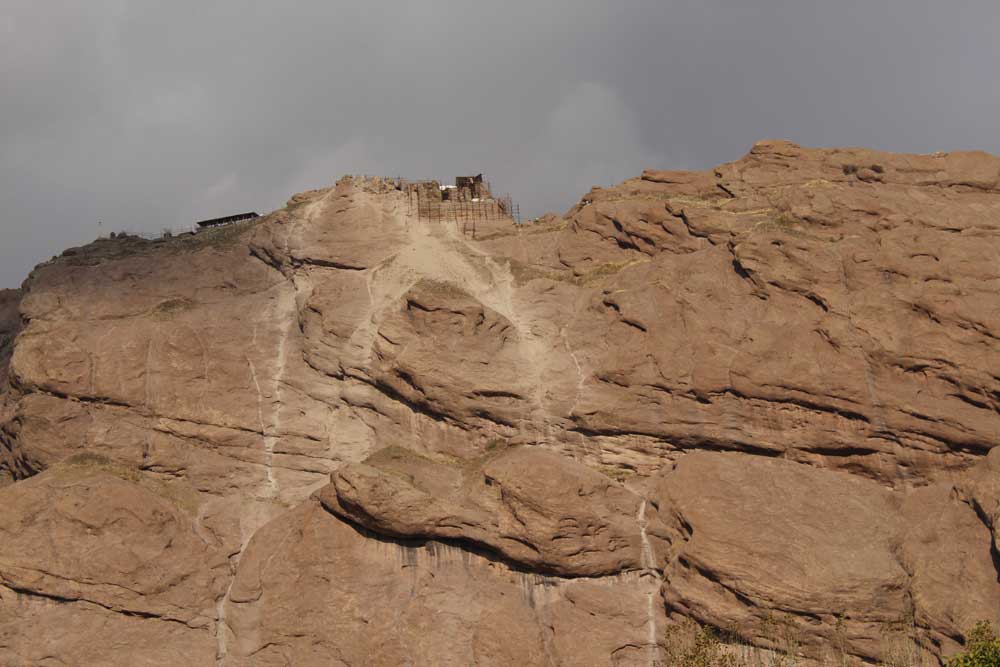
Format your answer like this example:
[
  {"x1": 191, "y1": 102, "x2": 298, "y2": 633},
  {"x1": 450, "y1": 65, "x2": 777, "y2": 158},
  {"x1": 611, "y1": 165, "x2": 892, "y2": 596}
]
[{"x1": 3, "y1": 1, "x2": 999, "y2": 288}]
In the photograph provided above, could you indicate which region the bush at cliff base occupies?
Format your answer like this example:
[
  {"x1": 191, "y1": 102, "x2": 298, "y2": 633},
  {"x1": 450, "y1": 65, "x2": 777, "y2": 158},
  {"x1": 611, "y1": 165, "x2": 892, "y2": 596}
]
[{"x1": 948, "y1": 622, "x2": 1000, "y2": 667}]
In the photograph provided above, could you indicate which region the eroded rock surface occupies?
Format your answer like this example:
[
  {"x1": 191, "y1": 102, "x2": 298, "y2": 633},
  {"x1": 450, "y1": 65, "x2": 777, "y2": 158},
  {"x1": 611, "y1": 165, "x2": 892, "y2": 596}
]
[
  {"x1": 655, "y1": 451, "x2": 1000, "y2": 663},
  {"x1": 318, "y1": 446, "x2": 671, "y2": 577},
  {"x1": 0, "y1": 288, "x2": 21, "y2": 486},
  {"x1": 1, "y1": 143, "x2": 999, "y2": 665},
  {"x1": 0, "y1": 290, "x2": 19, "y2": 384},
  {"x1": 222, "y1": 498, "x2": 664, "y2": 666}
]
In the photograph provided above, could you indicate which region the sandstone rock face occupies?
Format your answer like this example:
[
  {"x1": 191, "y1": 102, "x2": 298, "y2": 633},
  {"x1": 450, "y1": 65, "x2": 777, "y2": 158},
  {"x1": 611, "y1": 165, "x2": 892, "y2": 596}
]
[
  {"x1": 655, "y1": 452, "x2": 999, "y2": 663},
  {"x1": 0, "y1": 459, "x2": 223, "y2": 665},
  {"x1": 318, "y1": 446, "x2": 672, "y2": 577},
  {"x1": 0, "y1": 144, "x2": 998, "y2": 665},
  {"x1": 0, "y1": 288, "x2": 21, "y2": 485},
  {"x1": 222, "y1": 499, "x2": 664, "y2": 666},
  {"x1": 0, "y1": 289, "x2": 19, "y2": 384}
]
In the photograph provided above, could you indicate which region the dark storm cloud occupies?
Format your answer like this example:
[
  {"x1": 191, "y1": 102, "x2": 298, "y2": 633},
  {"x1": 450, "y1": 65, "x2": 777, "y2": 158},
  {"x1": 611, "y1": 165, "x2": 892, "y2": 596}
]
[{"x1": 2, "y1": 0, "x2": 999, "y2": 287}]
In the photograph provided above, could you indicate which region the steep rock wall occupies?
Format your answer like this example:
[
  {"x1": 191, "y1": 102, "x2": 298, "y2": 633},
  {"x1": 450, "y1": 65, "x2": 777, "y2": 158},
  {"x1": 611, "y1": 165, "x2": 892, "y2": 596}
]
[{"x1": 0, "y1": 143, "x2": 999, "y2": 665}]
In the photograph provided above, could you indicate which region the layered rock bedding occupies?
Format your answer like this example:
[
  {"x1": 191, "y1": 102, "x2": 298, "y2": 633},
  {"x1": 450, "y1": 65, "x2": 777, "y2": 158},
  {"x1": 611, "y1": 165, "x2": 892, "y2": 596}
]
[{"x1": 1, "y1": 141, "x2": 999, "y2": 665}]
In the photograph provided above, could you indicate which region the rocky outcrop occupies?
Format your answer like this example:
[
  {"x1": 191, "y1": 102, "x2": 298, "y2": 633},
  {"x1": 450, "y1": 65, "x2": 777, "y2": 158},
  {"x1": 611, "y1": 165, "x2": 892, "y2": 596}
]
[
  {"x1": 0, "y1": 289, "x2": 19, "y2": 386},
  {"x1": 0, "y1": 458, "x2": 228, "y2": 624},
  {"x1": 655, "y1": 451, "x2": 1000, "y2": 663},
  {"x1": 0, "y1": 145, "x2": 998, "y2": 665},
  {"x1": 553, "y1": 143, "x2": 1000, "y2": 483},
  {"x1": 0, "y1": 457, "x2": 225, "y2": 665},
  {"x1": 0, "y1": 288, "x2": 22, "y2": 486},
  {"x1": 222, "y1": 497, "x2": 664, "y2": 666},
  {"x1": 318, "y1": 446, "x2": 672, "y2": 577}
]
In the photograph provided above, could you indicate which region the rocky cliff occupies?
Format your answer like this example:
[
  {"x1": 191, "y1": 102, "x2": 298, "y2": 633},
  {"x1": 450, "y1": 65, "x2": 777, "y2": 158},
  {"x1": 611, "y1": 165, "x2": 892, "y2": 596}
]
[{"x1": 1, "y1": 141, "x2": 999, "y2": 666}]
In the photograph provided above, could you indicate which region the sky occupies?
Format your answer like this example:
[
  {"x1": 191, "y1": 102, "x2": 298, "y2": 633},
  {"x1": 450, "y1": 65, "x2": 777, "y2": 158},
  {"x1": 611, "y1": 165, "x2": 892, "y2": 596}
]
[{"x1": 2, "y1": 0, "x2": 999, "y2": 288}]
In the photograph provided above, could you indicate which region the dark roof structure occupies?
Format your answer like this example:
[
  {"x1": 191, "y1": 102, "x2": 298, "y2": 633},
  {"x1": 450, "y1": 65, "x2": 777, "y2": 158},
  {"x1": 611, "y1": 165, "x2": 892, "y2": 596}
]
[
  {"x1": 455, "y1": 174, "x2": 483, "y2": 187},
  {"x1": 195, "y1": 212, "x2": 259, "y2": 229}
]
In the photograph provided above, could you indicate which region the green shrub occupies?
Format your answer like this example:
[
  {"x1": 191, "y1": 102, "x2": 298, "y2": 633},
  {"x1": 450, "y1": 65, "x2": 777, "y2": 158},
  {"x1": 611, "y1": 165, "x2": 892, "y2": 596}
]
[{"x1": 947, "y1": 622, "x2": 1000, "y2": 667}]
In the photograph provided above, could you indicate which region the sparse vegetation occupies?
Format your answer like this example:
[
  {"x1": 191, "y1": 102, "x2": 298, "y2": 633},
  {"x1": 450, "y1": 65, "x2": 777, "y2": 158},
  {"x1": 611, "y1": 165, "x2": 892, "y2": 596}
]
[
  {"x1": 53, "y1": 213, "x2": 268, "y2": 270},
  {"x1": 59, "y1": 452, "x2": 141, "y2": 483},
  {"x1": 947, "y1": 622, "x2": 1000, "y2": 667},
  {"x1": 662, "y1": 616, "x2": 913, "y2": 667},
  {"x1": 507, "y1": 258, "x2": 644, "y2": 288},
  {"x1": 841, "y1": 162, "x2": 885, "y2": 177},
  {"x1": 661, "y1": 618, "x2": 808, "y2": 667},
  {"x1": 662, "y1": 622, "x2": 737, "y2": 667},
  {"x1": 412, "y1": 278, "x2": 472, "y2": 301},
  {"x1": 662, "y1": 618, "x2": 1000, "y2": 667},
  {"x1": 366, "y1": 445, "x2": 468, "y2": 472},
  {"x1": 475, "y1": 216, "x2": 569, "y2": 241},
  {"x1": 770, "y1": 213, "x2": 798, "y2": 228},
  {"x1": 881, "y1": 615, "x2": 923, "y2": 667},
  {"x1": 152, "y1": 297, "x2": 196, "y2": 316},
  {"x1": 54, "y1": 452, "x2": 201, "y2": 515},
  {"x1": 745, "y1": 211, "x2": 814, "y2": 240},
  {"x1": 507, "y1": 260, "x2": 570, "y2": 287},
  {"x1": 484, "y1": 438, "x2": 508, "y2": 452},
  {"x1": 597, "y1": 464, "x2": 635, "y2": 483},
  {"x1": 576, "y1": 260, "x2": 638, "y2": 286}
]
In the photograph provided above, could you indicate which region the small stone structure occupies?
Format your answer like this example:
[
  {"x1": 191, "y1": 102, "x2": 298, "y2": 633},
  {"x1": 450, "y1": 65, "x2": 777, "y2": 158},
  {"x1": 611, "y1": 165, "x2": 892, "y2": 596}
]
[
  {"x1": 195, "y1": 212, "x2": 260, "y2": 229},
  {"x1": 450, "y1": 174, "x2": 489, "y2": 200}
]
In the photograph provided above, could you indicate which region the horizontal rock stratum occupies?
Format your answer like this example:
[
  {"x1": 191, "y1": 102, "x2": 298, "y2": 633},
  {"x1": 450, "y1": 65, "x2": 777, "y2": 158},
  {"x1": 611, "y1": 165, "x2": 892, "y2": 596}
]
[{"x1": 1, "y1": 140, "x2": 999, "y2": 665}]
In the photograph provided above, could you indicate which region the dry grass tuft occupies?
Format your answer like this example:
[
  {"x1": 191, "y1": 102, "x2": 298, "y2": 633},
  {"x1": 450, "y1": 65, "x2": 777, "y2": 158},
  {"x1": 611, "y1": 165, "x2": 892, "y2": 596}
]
[{"x1": 660, "y1": 616, "x2": 947, "y2": 667}]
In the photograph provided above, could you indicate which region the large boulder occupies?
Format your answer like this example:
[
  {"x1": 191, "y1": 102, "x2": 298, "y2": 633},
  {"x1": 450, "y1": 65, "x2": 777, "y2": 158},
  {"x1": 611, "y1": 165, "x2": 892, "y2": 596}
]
[
  {"x1": 221, "y1": 498, "x2": 665, "y2": 666},
  {"x1": 318, "y1": 445, "x2": 672, "y2": 577}
]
